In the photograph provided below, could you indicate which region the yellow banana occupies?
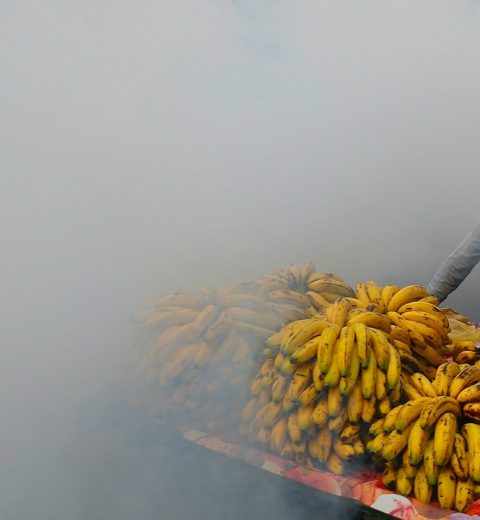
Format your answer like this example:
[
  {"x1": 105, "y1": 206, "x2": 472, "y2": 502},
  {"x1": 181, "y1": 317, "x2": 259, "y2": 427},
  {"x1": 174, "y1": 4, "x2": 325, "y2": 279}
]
[
  {"x1": 367, "y1": 431, "x2": 387, "y2": 454},
  {"x1": 272, "y1": 375, "x2": 289, "y2": 402},
  {"x1": 403, "y1": 383, "x2": 425, "y2": 400},
  {"x1": 291, "y1": 336, "x2": 322, "y2": 364},
  {"x1": 433, "y1": 412, "x2": 457, "y2": 466},
  {"x1": 390, "y1": 325, "x2": 411, "y2": 345},
  {"x1": 395, "y1": 397, "x2": 433, "y2": 432},
  {"x1": 287, "y1": 412, "x2": 302, "y2": 443},
  {"x1": 411, "y1": 343, "x2": 446, "y2": 368},
  {"x1": 402, "y1": 449, "x2": 418, "y2": 478},
  {"x1": 451, "y1": 433, "x2": 469, "y2": 480},
  {"x1": 410, "y1": 372, "x2": 437, "y2": 398},
  {"x1": 381, "y1": 284, "x2": 399, "y2": 307},
  {"x1": 327, "y1": 386, "x2": 342, "y2": 417},
  {"x1": 298, "y1": 404, "x2": 315, "y2": 430},
  {"x1": 382, "y1": 462, "x2": 397, "y2": 489},
  {"x1": 457, "y1": 382, "x2": 480, "y2": 403},
  {"x1": 261, "y1": 402, "x2": 283, "y2": 427},
  {"x1": 333, "y1": 439, "x2": 355, "y2": 460},
  {"x1": 437, "y1": 466, "x2": 456, "y2": 510},
  {"x1": 280, "y1": 356, "x2": 296, "y2": 376},
  {"x1": 455, "y1": 479, "x2": 474, "y2": 513},
  {"x1": 324, "y1": 341, "x2": 341, "y2": 387},
  {"x1": 375, "y1": 367, "x2": 387, "y2": 401},
  {"x1": 306, "y1": 291, "x2": 332, "y2": 310},
  {"x1": 340, "y1": 424, "x2": 360, "y2": 442},
  {"x1": 328, "y1": 410, "x2": 348, "y2": 433},
  {"x1": 453, "y1": 339, "x2": 476, "y2": 355},
  {"x1": 337, "y1": 325, "x2": 356, "y2": 376},
  {"x1": 242, "y1": 397, "x2": 259, "y2": 422},
  {"x1": 378, "y1": 395, "x2": 392, "y2": 416},
  {"x1": 312, "y1": 399, "x2": 329, "y2": 427},
  {"x1": 450, "y1": 366, "x2": 480, "y2": 399},
  {"x1": 382, "y1": 423, "x2": 414, "y2": 461},
  {"x1": 352, "y1": 322, "x2": 370, "y2": 368},
  {"x1": 355, "y1": 282, "x2": 371, "y2": 305},
  {"x1": 347, "y1": 383, "x2": 363, "y2": 423},
  {"x1": 396, "y1": 467, "x2": 413, "y2": 496},
  {"x1": 419, "y1": 396, "x2": 461, "y2": 429},
  {"x1": 326, "y1": 452, "x2": 344, "y2": 475},
  {"x1": 383, "y1": 405, "x2": 403, "y2": 433},
  {"x1": 388, "y1": 285, "x2": 430, "y2": 312},
  {"x1": 283, "y1": 318, "x2": 329, "y2": 355},
  {"x1": 408, "y1": 418, "x2": 432, "y2": 465},
  {"x1": 369, "y1": 417, "x2": 385, "y2": 436},
  {"x1": 464, "y1": 402, "x2": 480, "y2": 422},
  {"x1": 353, "y1": 439, "x2": 365, "y2": 456},
  {"x1": 455, "y1": 350, "x2": 477, "y2": 364},
  {"x1": 348, "y1": 311, "x2": 392, "y2": 334},
  {"x1": 339, "y1": 347, "x2": 360, "y2": 395},
  {"x1": 433, "y1": 361, "x2": 460, "y2": 396},
  {"x1": 270, "y1": 417, "x2": 288, "y2": 452},
  {"x1": 386, "y1": 342, "x2": 401, "y2": 390},
  {"x1": 424, "y1": 439, "x2": 440, "y2": 485},
  {"x1": 317, "y1": 323, "x2": 342, "y2": 374},
  {"x1": 316, "y1": 427, "x2": 332, "y2": 463},
  {"x1": 398, "y1": 300, "x2": 449, "y2": 329},
  {"x1": 298, "y1": 384, "x2": 319, "y2": 407},
  {"x1": 361, "y1": 395, "x2": 376, "y2": 423},
  {"x1": 312, "y1": 363, "x2": 325, "y2": 392},
  {"x1": 414, "y1": 464, "x2": 433, "y2": 503},
  {"x1": 361, "y1": 349, "x2": 377, "y2": 399},
  {"x1": 326, "y1": 299, "x2": 351, "y2": 327},
  {"x1": 369, "y1": 329, "x2": 391, "y2": 370},
  {"x1": 463, "y1": 423, "x2": 480, "y2": 482},
  {"x1": 391, "y1": 379, "x2": 402, "y2": 404},
  {"x1": 400, "y1": 310, "x2": 447, "y2": 338}
]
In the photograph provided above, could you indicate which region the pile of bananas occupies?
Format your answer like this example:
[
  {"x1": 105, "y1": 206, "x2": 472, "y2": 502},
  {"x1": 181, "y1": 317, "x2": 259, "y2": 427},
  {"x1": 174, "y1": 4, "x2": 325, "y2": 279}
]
[
  {"x1": 240, "y1": 283, "x2": 452, "y2": 473},
  {"x1": 372, "y1": 362, "x2": 480, "y2": 512},
  {"x1": 133, "y1": 263, "x2": 352, "y2": 431}
]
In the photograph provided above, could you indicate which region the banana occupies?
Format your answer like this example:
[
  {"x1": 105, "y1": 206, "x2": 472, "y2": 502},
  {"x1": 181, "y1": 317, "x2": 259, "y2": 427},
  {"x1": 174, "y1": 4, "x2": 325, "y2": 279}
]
[
  {"x1": 324, "y1": 341, "x2": 341, "y2": 387},
  {"x1": 328, "y1": 410, "x2": 347, "y2": 433},
  {"x1": 388, "y1": 285, "x2": 430, "y2": 312},
  {"x1": 410, "y1": 372, "x2": 437, "y2": 398},
  {"x1": 347, "y1": 383, "x2": 363, "y2": 423},
  {"x1": 411, "y1": 342, "x2": 446, "y2": 367},
  {"x1": 369, "y1": 418, "x2": 385, "y2": 436},
  {"x1": 317, "y1": 323, "x2": 342, "y2": 373},
  {"x1": 285, "y1": 375, "x2": 310, "y2": 403},
  {"x1": 463, "y1": 423, "x2": 480, "y2": 482},
  {"x1": 327, "y1": 386, "x2": 342, "y2": 417},
  {"x1": 280, "y1": 356, "x2": 296, "y2": 375},
  {"x1": 375, "y1": 368, "x2": 387, "y2": 401},
  {"x1": 307, "y1": 291, "x2": 332, "y2": 310},
  {"x1": 391, "y1": 379, "x2": 402, "y2": 404},
  {"x1": 257, "y1": 427, "x2": 270, "y2": 444},
  {"x1": 192, "y1": 305, "x2": 220, "y2": 336},
  {"x1": 366, "y1": 280, "x2": 383, "y2": 306},
  {"x1": 437, "y1": 467, "x2": 456, "y2": 510},
  {"x1": 333, "y1": 439, "x2": 355, "y2": 461},
  {"x1": 475, "y1": 483, "x2": 480, "y2": 498},
  {"x1": 399, "y1": 300, "x2": 449, "y2": 329},
  {"x1": 280, "y1": 441, "x2": 294, "y2": 459},
  {"x1": 312, "y1": 363, "x2": 326, "y2": 392},
  {"x1": 455, "y1": 351, "x2": 477, "y2": 364},
  {"x1": 287, "y1": 412, "x2": 302, "y2": 443},
  {"x1": 403, "y1": 383, "x2": 425, "y2": 400},
  {"x1": 298, "y1": 384, "x2": 319, "y2": 407},
  {"x1": 453, "y1": 339, "x2": 477, "y2": 355},
  {"x1": 339, "y1": 347, "x2": 360, "y2": 395},
  {"x1": 284, "y1": 318, "x2": 329, "y2": 355},
  {"x1": 262, "y1": 402, "x2": 283, "y2": 427},
  {"x1": 382, "y1": 463, "x2": 397, "y2": 489},
  {"x1": 361, "y1": 395, "x2": 376, "y2": 423},
  {"x1": 291, "y1": 336, "x2": 322, "y2": 364},
  {"x1": 382, "y1": 423, "x2": 414, "y2": 461},
  {"x1": 464, "y1": 402, "x2": 480, "y2": 421},
  {"x1": 403, "y1": 318, "x2": 443, "y2": 347},
  {"x1": 433, "y1": 412, "x2": 457, "y2": 466},
  {"x1": 300, "y1": 261, "x2": 316, "y2": 286},
  {"x1": 381, "y1": 285, "x2": 400, "y2": 307},
  {"x1": 242, "y1": 398, "x2": 259, "y2": 422},
  {"x1": 367, "y1": 431, "x2": 387, "y2": 454},
  {"x1": 361, "y1": 349, "x2": 377, "y2": 399},
  {"x1": 400, "y1": 310, "x2": 447, "y2": 338},
  {"x1": 386, "y1": 342, "x2": 401, "y2": 390},
  {"x1": 337, "y1": 326, "x2": 356, "y2": 376},
  {"x1": 352, "y1": 322, "x2": 370, "y2": 368},
  {"x1": 415, "y1": 356, "x2": 438, "y2": 381},
  {"x1": 355, "y1": 282, "x2": 371, "y2": 305},
  {"x1": 395, "y1": 397, "x2": 433, "y2": 432},
  {"x1": 419, "y1": 397, "x2": 461, "y2": 429},
  {"x1": 271, "y1": 375, "x2": 289, "y2": 402},
  {"x1": 268, "y1": 290, "x2": 310, "y2": 308},
  {"x1": 384, "y1": 405, "x2": 403, "y2": 433},
  {"x1": 326, "y1": 452, "x2": 345, "y2": 475},
  {"x1": 312, "y1": 399, "x2": 329, "y2": 427},
  {"x1": 378, "y1": 395, "x2": 392, "y2": 416},
  {"x1": 345, "y1": 297, "x2": 367, "y2": 308},
  {"x1": 433, "y1": 362, "x2": 460, "y2": 396},
  {"x1": 390, "y1": 325, "x2": 411, "y2": 345},
  {"x1": 298, "y1": 404, "x2": 315, "y2": 430},
  {"x1": 424, "y1": 439, "x2": 440, "y2": 485},
  {"x1": 399, "y1": 350, "x2": 421, "y2": 375},
  {"x1": 326, "y1": 299, "x2": 351, "y2": 327},
  {"x1": 270, "y1": 417, "x2": 288, "y2": 452},
  {"x1": 340, "y1": 424, "x2": 361, "y2": 442},
  {"x1": 457, "y1": 382, "x2": 480, "y2": 403},
  {"x1": 369, "y1": 329, "x2": 391, "y2": 370},
  {"x1": 232, "y1": 320, "x2": 275, "y2": 340},
  {"x1": 316, "y1": 427, "x2": 332, "y2": 463},
  {"x1": 396, "y1": 467, "x2": 413, "y2": 496},
  {"x1": 414, "y1": 465, "x2": 433, "y2": 504},
  {"x1": 450, "y1": 366, "x2": 480, "y2": 398},
  {"x1": 348, "y1": 311, "x2": 392, "y2": 334},
  {"x1": 353, "y1": 439, "x2": 365, "y2": 456},
  {"x1": 451, "y1": 433, "x2": 469, "y2": 480},
  {"x1": 408, "y1": 418, "x2": 432, "y2": 465},
  {"x1": 402, "y1": 449, "x2": 418, "y2": 478},
  {"x1": 143, "y1": 306, "x2": 200, "y2": 327},
  {"x1": 455, "y1": 479, "x2": 474, "y2": 513}
]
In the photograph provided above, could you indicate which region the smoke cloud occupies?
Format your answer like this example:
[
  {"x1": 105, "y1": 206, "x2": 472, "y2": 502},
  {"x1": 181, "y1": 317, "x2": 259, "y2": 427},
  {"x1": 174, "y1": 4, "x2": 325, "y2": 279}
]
[{"x1": 1, "y1": 1, "x2": 480, "y2": 518}]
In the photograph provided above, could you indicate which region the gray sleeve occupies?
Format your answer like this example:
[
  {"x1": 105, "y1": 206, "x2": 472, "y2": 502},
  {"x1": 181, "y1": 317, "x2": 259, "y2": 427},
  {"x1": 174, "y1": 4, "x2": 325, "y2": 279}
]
[{"x1": 427, "y1": 220, "x2": 480, "y2": 302}]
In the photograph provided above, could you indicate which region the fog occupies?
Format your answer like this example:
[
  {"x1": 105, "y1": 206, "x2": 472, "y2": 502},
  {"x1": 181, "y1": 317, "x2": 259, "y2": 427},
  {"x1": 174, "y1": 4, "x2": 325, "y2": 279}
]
[{"x1": 1, "y1": 1, "x2": 480, "y2": 519}]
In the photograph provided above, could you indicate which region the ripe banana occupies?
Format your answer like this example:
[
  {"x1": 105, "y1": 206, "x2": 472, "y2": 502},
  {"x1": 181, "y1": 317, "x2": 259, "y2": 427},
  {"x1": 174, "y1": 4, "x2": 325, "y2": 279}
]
[
  {"x1": 437, "y1": 466, "x2": 456, "y2": 510},
  {"x1": 290, "y1": 336, "x2": 322, "y2": 364},
  {"x1": 348, "y1": 311, "x2": 392, "y2": 334},
  {"x1": 283, "y1": 318, "x2": 329, "y2": 355},
  {"x1": 352, "y1": 322, "x2": 370, "y2": 368},
  {"x1": 382, "y1": 423, "x2": 414, "y2": 461},
  {"x1": 317, "y1": 323, "x2": 342, "y2": 373},
  {"x1": 270, "y1": 417, "x2": 288, "y2": 452},
  {"x1": 455, "y1": 351, "x2": 477, "y2": 364},
  {"x1": 312, "y1": 363, "x2": 326, "y2": 392},
  {"x1": 361, "y1": 349, "x2": 377, "y2": 399},
  {"x1": 398, "y1": 300, "x2": 449, "y2": 329},
  {"x1": 287, "y1": 412, "x2": 302, "y2": 443},
  {"x1": 328, "y1": 386, "x2": 342, "y2": 417},
  {"x1": 312, "y1": 399, "x2": 329, "y2": 427},
  {"x1": 463, "y1": 423, "x2": 480, "y2": 482},
  {"x1": 386, "y1": 342, "x2": 401, "y2": 390},
  {"x1": 419, "y1": 396, "x2": 461, "y2": 430},
  {"x1": 388, "y1": 285, "x2": 430, "y2": 312},
  {"x1": 402, "y1": 449, "x2": 418, "y2": 478},
  {"x1": 347, "y1": 383, "x2": 363, "y2": 423},
  {"x1": 298, "y1": 384, "x2": 319, "y2": 407},
  {"x1": 316, "y1": 427, "x2": 332, "y2": 463},
  {"x1": 451, "y1": 433, "x2": 469, "y2": 480},
  {"x1": 361, "y1": 395, "x2": 376, "y2": 423},
  {"x1": 395, "y1": 397, "x2": 433, "y2": 432},
  {"x1": 382, "y1": 462, "x2": 397, "y2": 489},
  {"x1": 298, "y1": 404, "x2": 315, "y2": 430},
  {"x1": 381, "y1": 284, "x2": 399, "y2": 307},
  {"x1": 339, "y1": 347, "x2": 360, "y2": 395},
  {"x1": 384, "y1": 405, "x2": 403, "y2": 433},
  {"x1": 375, "y1": 368, "x2": 387, "y2": 401},
  {"x1": 410, "y1": 372, "x2": 437, "y2": 398},
  {"x1": 396, "y1": 467, "x2": 413, "y2": 496},
  {"x1": 433, "y1": 412, "x2": 457, "y2": 467},
  {"x1": 326, "y1": 452, "x2": 345, "y2": 475},
  {"x1": 457, "y1": 382, "x2": 480, "y2": 403},
  {"x1": 424, "y1": 439, "x2": 440, "y2": 485},
  {"x1": 414, "y1": 464, "x2": 433, "y2": 504},
  {"x1": 450, "y1": 366, "x2": 480, "y2": 399},
  {"x1": 455, "y1": 479, "x2": 474, "y2": 513},
  {"x1": 337, "y1": 325, "x2": 356, "y2": 376},
  {"x1": 407, "y1": 418, "x2": 432, "y2": 465},
  {"x1": 464, "y1": 402, "x2": 480, "y2": 421},
  {"x1": 433, "y1": 362, "x2": 460, "y2": 396},
  {"x1": 369, "y1": 329, "x2": 390, "y2": 371}
]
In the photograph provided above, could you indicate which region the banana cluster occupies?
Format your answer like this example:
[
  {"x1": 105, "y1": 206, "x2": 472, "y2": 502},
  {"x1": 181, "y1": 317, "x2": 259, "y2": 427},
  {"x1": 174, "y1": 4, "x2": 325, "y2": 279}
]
[
  {"x1": 133, "y1": 263, "x2": 349, "y2": 431},
  {"x1": 373, "y1": 362, "x2": 480, "y2": 512}
]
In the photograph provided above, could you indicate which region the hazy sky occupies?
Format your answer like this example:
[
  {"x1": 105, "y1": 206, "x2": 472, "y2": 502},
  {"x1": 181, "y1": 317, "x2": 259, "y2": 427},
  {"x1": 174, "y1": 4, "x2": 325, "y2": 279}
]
[{"x1": 1, "y1": 1, "x2": 480, "y2": 518}]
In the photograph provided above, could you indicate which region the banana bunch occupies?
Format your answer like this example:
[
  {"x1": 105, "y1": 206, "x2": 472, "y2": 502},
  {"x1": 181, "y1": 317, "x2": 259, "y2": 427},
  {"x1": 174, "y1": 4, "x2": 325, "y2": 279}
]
[
  {"x1": 372, "y1": 362, "x2": 480, "y2": 512},
  {"x1": 133, "y1": 263, "x2": 351, "y2": 432}
]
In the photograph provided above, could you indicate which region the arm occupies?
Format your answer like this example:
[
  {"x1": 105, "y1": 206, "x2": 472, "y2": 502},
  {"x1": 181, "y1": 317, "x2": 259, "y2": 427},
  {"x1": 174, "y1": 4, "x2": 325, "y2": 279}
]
[{"x1": 427, "y1": 220, "x2": 480, "y2": 302}]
